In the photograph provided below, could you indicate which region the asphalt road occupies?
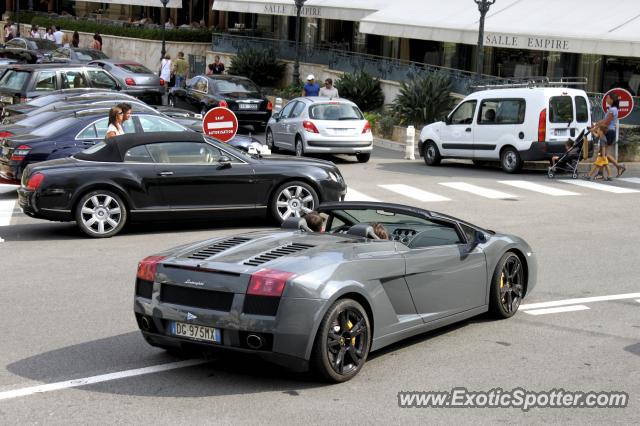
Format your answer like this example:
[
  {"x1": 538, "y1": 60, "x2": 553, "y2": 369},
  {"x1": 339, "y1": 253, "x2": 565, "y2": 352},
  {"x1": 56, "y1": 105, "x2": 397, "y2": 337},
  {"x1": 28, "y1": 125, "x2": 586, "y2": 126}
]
[{"x1": 0, "y1": 146, "x2": 639, "y2": 424}]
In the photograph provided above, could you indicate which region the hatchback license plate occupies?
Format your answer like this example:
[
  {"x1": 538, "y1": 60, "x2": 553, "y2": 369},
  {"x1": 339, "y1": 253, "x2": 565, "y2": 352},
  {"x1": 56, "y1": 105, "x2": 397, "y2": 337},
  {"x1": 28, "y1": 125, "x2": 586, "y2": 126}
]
[
  {"x1": 170, "y1": 321, "x2": 221, "y2": 343},
  {"x1": 554, "y1": 129, "x2": 567, "y2": 136},
  {"x1": 238, "y1": 103, "x2": 258, "y2": 110}
]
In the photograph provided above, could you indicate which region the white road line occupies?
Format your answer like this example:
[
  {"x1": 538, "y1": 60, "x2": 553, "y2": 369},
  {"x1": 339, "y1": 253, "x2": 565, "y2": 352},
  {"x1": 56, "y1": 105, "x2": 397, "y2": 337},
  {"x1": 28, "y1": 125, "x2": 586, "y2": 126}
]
[
  {"x1": 618, "y1": 177, "x2": 640, "y2": 185},
  {"x1": 379, "y1": 184, "x2": 450, "y2": 202},
  {"x1": 0, "y1": 359, "x2": 207, "y2": 401},
  {"x1": 344, "y1": 188, "x2": 379, "y2": 202},
  {"x1": 520, "y1": 292, "x2": 640, "y2": 310},
  {"x1": 559, "y1": 179, "x2": 640, "y2": 194},
  {"x1": 0, "y1": 199, "x2": 16, "y2": 227},
  {"x1": 438, "y1": 182, "x2": 516, "y2": 200},
  {"x1": 498, "y1": 180, "x2": 579, "y2": 196},
  {"x1": 523, "y1": 305, "x2": 590, "y2": 316}
]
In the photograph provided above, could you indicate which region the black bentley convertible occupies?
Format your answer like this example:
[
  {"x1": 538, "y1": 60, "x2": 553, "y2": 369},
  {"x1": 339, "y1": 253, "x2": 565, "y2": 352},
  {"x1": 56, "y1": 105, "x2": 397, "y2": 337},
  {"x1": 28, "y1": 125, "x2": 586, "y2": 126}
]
[{"x1": 18, "y1": 132, "x2": 346, "y2": 237}]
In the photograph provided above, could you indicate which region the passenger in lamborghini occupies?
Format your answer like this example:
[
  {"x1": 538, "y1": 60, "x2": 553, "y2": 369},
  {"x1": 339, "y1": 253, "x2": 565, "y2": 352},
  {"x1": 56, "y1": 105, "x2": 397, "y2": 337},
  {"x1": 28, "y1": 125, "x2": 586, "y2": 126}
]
[{"x1": 371, "y1": 222, "x2": 388, "y2": 240}]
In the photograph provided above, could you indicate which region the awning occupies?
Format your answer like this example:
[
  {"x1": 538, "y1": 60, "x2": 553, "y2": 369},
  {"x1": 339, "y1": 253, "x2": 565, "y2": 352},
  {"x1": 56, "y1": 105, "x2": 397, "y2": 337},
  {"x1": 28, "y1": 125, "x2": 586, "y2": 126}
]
[
  {"x1": 212, "y1": 0, "x2": 388, "y2": 22},
  {"x1": 359, "y1": 0, "x2": 640, "y2": 58},
  {"x1": 80, "y1": 0, "x2": 183, "y2": 8}
]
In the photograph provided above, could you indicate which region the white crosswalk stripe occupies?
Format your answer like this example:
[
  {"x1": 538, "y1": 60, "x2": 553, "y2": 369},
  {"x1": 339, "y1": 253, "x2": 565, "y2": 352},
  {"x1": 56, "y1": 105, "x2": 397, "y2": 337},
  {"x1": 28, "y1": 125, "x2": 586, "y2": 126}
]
[
  {"x1": 0, "y1": 199, "x2": 16, "y2": 227},
  {"x1": 559, "y1": 179, "x2": 640, "y2": 194},
  {"x1": 498, "y1": 180, "x2": 580, "y2": 196},
  {"x1": 439, "y1": 182, "x2": 517, "y2": 199},
  {"x1": 344, "y1": 188, "x2": 379, "y2": 202},
  {"x1": 379, "y1": 184, "x2": 450, "y2": 202},
  {"x1": 618, "y1": 177, "x2": 640, "y2": 185}
]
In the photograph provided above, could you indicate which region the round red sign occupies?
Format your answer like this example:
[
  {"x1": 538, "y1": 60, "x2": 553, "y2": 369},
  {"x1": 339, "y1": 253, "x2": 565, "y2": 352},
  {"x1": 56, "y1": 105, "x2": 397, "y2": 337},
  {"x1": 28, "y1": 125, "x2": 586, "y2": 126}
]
[
  {"x1": 202, "y1": 107, "x2": 238, "y2": 142},
  {"x1": 601, "y1": 88, "x2": 635, "y2": 120}
]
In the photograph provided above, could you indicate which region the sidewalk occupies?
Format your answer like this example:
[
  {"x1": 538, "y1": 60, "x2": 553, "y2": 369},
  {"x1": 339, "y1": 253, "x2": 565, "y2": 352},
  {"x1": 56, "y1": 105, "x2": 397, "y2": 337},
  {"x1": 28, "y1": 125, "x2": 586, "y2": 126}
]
[{"x1": 373, "y1": 137, "x2": 640, "y2": 173}]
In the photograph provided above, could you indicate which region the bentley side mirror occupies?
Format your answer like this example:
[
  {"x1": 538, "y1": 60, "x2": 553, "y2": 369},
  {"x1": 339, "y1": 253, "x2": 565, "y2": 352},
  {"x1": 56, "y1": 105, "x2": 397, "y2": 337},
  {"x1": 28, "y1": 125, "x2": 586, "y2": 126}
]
[
  {"x1": 475, "y1": 231, "x2": 487, "y2": 244},
  {"x1": 218, "y1": 156, "x2": 232, "y2": 168}
]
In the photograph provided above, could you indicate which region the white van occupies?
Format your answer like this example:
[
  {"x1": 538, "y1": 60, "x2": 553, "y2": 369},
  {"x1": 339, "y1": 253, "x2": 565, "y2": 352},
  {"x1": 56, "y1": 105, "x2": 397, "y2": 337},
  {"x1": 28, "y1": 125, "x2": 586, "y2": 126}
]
[{"x1": 418, "y1": 87, "x2": 592, "y2": 173}]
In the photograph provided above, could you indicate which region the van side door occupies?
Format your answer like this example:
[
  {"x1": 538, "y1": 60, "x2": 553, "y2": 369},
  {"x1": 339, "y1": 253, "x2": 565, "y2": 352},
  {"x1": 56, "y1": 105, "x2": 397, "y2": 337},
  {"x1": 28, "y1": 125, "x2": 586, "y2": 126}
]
[
  {"x1": 439, "y1": 100, "x2": 477, "y2": 158},
  {"x1": 474, "y1": 98, "x2": 526, "y2": 160}
]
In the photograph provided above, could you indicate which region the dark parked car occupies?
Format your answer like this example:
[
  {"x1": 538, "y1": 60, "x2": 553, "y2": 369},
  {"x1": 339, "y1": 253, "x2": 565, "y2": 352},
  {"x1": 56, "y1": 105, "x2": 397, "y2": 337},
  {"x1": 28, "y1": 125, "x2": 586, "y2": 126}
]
[
  {"x1": 0, "y1": 37, "x2": 57, "y2": 63},
  {"x1": 18, "y1": 132, "x2": 347, "y2": 237},
  {"x1": 88, "y1": 59, "x2": 165, "y2": 105},
  {"x1": 169, "y1": 74, "x2": 272, "y2": 131},
  {"x1": 47, "y1": 47, "x2": 109, "y2": 64},
  {"x1": 1, "y1": 89, "x2": 138, "y2": 121},
  {"x1": 131, "y1": 201, "x2": 536, "y2": 381},
  {"x1": 0, "y1": 64, "x2": 121, "y2": 108},
  {"x1": 0, "y1": 108, "x2": 191, "y2": 183}
]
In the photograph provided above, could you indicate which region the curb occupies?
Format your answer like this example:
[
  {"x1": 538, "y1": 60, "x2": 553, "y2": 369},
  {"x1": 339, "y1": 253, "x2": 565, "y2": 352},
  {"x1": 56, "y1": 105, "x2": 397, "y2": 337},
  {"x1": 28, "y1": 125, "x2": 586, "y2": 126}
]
[{"x1": 373, "y1": 138, "x2": 640, "y2": 172}]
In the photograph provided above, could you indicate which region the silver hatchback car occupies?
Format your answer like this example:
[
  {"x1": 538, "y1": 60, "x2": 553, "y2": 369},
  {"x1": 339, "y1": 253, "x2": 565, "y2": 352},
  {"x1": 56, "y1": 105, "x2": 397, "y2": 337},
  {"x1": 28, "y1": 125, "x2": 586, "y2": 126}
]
[{"x1": 266, "y1": 97, "x2": 373, "y2": 162}]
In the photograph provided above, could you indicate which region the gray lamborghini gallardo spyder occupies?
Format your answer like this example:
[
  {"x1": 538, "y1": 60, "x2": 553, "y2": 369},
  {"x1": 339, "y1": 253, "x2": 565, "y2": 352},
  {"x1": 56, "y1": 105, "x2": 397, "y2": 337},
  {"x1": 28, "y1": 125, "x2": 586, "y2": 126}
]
[{"x1": 134, "y1": 202, "x2": 537, "y2": 382}]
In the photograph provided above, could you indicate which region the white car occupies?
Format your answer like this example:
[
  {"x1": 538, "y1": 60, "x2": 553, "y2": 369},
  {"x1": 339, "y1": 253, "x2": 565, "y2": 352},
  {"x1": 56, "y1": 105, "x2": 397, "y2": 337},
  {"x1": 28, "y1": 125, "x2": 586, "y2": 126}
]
[
  {"x1": 418, "y1": 87, "x2": 592, "y2": 173},
  {"x1": 266, "y1": 97, "x2": 373, "y2": 163}
]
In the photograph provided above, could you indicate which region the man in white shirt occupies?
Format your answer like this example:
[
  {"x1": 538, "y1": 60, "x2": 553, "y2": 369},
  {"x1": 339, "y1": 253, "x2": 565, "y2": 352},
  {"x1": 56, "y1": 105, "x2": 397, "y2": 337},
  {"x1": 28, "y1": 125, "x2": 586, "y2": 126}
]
[
  {"x1": 53, "y1": 26, "x2": 64, "y2": 45},
  {"x1": 319, "y1": 78, "x2": 339, "y2": 98}
]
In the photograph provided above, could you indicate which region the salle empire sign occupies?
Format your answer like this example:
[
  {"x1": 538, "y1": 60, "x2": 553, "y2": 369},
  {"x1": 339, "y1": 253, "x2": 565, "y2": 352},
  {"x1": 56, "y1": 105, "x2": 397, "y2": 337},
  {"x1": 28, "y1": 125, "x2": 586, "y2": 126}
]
[
  {"x1": 263, "y1": 3, "x2": 322, "y2": 17},
  {"x1": 485, "y1": 34, "x2": 570, "y2": 52}
]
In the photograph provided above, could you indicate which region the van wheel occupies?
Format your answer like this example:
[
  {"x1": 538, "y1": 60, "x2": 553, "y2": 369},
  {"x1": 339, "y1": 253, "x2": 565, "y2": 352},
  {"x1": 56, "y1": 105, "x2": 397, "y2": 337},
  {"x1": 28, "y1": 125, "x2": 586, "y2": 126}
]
[
  {"x1": 501, "y1": 147, "x2": 523, "y2": 173},
  {"x1": 423, "y1": 141, "x2": 441, "y2": 166}
]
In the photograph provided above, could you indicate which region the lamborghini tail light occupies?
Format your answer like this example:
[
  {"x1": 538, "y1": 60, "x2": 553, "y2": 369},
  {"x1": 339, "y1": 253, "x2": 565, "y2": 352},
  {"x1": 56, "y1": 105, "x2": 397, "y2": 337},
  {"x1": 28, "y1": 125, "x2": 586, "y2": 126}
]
[
  {"x1": 218, "y1": 100, "x2": 229, "y2": 108},
  {"x1": 267, "y1": 101, "x2": 273, "y2": 111},
  {"x1": 137, "y1": 255, "x2": 167, "y2": 282},
  {"x1": 246, "y1": 269, "x2": 294, "y2": 297}
]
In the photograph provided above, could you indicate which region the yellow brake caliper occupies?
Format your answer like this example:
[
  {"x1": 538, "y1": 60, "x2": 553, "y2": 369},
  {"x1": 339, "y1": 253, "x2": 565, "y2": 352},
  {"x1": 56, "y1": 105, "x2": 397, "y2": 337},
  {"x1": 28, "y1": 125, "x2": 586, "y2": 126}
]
[
  {"x1": 347, "y1": 320, "x2": 356, "y2": 346},
  {"x1": 500, "y1": 272, "x2": 506, "y2": 302}
]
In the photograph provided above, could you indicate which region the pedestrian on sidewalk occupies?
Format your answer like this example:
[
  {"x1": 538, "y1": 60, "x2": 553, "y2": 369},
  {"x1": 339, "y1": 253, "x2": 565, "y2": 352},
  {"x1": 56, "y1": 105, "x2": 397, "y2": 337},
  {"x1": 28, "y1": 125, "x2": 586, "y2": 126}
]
[
  {"x1": 594, "y1": 93, "x2": 626, "y2": 177},
  {"x1": 53, "y1": 26, "x2": 64, "y2": 46},
  {"x1": 90, "y1": 33, "x2": 102, "y2": 50},
  {"x1": 302, "y1": 75, "x2": 320, "y2": 96},
  {"x1": 160, "y1": 53, "x2": 172, "y2": 87},
  {"x1": 584, "y1": 124, "x2": 612, "y2": 181},
  {"x1": 72, "y1": 31, "x2": 80, "y2": 48},
  {"x1": 172, "y1": 52, "x2": 188, "y2": 88},
  {"x1": 209, "y1": 55, "x2": 225, "y2": 74},
  {"x1": 319, "y1": 78, "x2": 339, "y2": 98}
]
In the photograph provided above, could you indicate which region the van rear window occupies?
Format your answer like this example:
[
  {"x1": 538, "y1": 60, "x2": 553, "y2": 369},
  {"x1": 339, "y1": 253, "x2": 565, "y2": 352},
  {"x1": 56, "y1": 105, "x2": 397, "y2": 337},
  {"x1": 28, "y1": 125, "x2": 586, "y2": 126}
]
[
  {"x1": 575, "y1": 97, "x2": 589, "y2": 123},
  {"x1": 549, "y1": 96, "x2": 573, "y2": 123}
]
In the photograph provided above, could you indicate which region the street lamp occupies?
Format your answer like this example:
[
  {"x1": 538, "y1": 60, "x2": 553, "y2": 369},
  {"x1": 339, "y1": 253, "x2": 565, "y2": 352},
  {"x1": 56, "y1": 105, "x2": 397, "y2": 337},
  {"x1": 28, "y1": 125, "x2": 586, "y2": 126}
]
[
  {"x1": 474, "y1": 0, "x2": 495, "y2": 77},
  {"x1": 160, "y1": 0, "x2": 170, "y2": 62},
  {"x1": 292, "y1": 0, "x2": 307, "y2": 85}
]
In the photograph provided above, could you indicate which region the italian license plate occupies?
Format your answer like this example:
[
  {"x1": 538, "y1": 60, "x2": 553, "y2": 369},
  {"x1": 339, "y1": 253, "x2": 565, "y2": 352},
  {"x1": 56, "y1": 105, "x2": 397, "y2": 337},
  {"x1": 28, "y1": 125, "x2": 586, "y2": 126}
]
[
  {"x1": 170, "y1": 321, "x2": 221, "y2": 343},
  {"x1": 238, "y1": 103, "x2": 258, "y2": 110},
  {"x1": 1, "y1": 96, "x2": 13, "y2": 104}
]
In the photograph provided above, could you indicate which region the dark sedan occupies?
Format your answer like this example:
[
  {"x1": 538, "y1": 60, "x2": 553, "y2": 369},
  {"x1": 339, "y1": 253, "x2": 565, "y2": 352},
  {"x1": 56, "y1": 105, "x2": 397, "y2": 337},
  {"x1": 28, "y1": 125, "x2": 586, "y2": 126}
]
[
  {"x1": 169, "y1": 75, "x2": 272, "y2": 131},
  {"x1": 48, "y1": 47, "x2": 108, "y2": 64},
  {"x1": 89, "y1": 59, "x2": 165, "y2": 105},
  {"x1": 18, "y1": 132, "x2": 347, "y2": 237},
  {"x1": 0, "y1": 37, "x2": 57, "y2": 63}
]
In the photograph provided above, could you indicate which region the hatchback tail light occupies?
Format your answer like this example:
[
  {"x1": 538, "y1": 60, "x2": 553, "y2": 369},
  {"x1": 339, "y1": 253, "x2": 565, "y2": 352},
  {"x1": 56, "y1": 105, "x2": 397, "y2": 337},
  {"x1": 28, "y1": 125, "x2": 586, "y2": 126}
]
[
  {"x1": 10, "y1": 144, "x2": 31, "y2": 161},
  {"x1": 303, "y1": 120, "x2": 319, "y2": 133},
  {"x1": 136, "y1": 255, "x2": 167, "y2": 282},
  {"x1": 246, "y1": 269, "x2": 294, "y2": 297},
  {"x1": 125, "y1": 77, "x2": 136, "y2": 86},
  {"x1": 218, "y1": 100, "x2": 229, "y2": 108},
  {"x1": 25, "y1": 172, "x2": 44, "y2": 190},
  {"x1": 362, "y1": 121, "x2": 371, "y2": 134},
  {"x1": 267, "y1": 100, "x2": 273, "y2": 111},
  {"x1": 538, "y1": 109, "x2": 547, "y2": 142},
  {"x1": 159, "y1": 78, "x2": 165, "y2": 86}
]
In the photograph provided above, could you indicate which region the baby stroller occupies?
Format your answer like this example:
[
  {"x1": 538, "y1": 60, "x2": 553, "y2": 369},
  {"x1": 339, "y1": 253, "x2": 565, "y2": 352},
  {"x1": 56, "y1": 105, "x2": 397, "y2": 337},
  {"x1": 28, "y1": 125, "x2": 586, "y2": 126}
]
[{"x1": 547, "y1": 129, "x2": 591, "y2": 179}]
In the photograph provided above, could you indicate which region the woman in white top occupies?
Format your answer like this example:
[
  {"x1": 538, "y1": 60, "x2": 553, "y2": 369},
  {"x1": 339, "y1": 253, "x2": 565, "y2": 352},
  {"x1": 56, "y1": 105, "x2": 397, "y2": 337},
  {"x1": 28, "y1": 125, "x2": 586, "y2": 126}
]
[
  {"x1": 159, "y1": 53, "x2": 172, "y2": 85},
  {"x1": 30, "y1": 25, "x2": 41, "y2": 39},
  {"x1": 105, "y1": 106, "x2": 125, "y2": 139},
  {"x1": 45, "y1": 27, "x2": 55, "y2": 42}
]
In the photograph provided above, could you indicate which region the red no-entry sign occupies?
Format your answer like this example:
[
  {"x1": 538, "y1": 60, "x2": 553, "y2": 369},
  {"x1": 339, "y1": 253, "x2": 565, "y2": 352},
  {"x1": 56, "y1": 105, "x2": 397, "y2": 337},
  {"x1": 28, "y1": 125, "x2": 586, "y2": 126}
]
[
  {"x1": 602, "y1": 88, "x2": 634, "y2": 121},
  {"x1": 202, "y1": 107, "x2": 238, "y2": 142}
]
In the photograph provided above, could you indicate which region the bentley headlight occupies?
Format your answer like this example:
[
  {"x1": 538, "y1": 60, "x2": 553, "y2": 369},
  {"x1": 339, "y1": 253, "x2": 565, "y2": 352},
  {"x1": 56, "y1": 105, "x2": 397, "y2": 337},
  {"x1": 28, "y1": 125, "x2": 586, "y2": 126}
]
[{"x1": 328, "y1": 171, "x2": 341, "y2": 183}]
